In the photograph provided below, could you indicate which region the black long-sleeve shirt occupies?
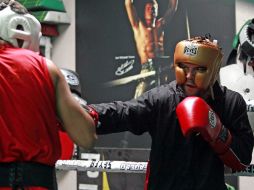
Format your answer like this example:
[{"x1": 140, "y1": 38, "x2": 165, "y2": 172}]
[{"x1": 91, "y1": 81, "x2": 254, "y2": 190}]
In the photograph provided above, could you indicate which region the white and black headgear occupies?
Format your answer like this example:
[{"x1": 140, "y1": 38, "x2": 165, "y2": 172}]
[
  {"x1": 0, "y1": 1, "x2": 41, "y2": 52},
  {"x1": 238, "y1": 19, "x2": 254, "y2": 73},
  {"x1": 227, "y1": 19, "x2": 254, "y2": 74}
]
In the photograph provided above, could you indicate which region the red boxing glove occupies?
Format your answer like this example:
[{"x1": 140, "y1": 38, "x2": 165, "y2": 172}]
[
  {"x1": 176, "y1": 97, "x2": 246, "y2": 171},
  {"x1": 176, "y1": 96, "x2": 223, "y2": 142}
]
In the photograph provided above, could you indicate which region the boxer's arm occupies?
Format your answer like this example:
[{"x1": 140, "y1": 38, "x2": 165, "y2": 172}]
[
  {"x1": 125, "y1": 0, "x2": 139, "y2": 28},
  {"x1": 91, "y1": 89, "x2": 159, "y2": 135},
  {"x1": 46, "y1": 59, "x2": 97, "y2": 149},
  {"x1": 162, "y1": 0, "x2": 178, "y2": 23},
  {"x1": 60, "y1": 68, "x2": 99, "y2": 127}
]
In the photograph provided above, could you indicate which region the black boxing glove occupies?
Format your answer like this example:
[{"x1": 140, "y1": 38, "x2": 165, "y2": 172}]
[{"x1": 60, "y1": 68, "x2": 82, "y2": 97}]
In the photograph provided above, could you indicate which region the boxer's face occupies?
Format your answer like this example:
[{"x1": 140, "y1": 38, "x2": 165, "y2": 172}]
[
  {"x1": 144, "y1": 2, "x2": 158, "y2": 20},
  {"x1": 177, "y1": 62, "x2": 208, "y2": 97}
]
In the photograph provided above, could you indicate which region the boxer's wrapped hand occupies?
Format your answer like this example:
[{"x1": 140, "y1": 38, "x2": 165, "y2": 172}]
[{"x1": 75, "y1": 95, "x2": 99, "y2": 127}]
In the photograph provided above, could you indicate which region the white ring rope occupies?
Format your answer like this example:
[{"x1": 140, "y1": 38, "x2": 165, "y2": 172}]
[
  {"x1": 56, "y1": 160, "x2": 254, "y2": 176},
  {"x1": 56, "y1": 160, "x2": 147, "y2": 173}
]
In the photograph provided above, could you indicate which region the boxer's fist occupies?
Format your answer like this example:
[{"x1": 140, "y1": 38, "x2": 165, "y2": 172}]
[
  {"x1": 176, "y1": 97, "x2": 247, "y2": 171},
  {"x1": 176, "y1": 97, "x2": 232, "y2": 155},
  {"x1": 176, "y1": 96, "x2": 222, "y2": 142}
]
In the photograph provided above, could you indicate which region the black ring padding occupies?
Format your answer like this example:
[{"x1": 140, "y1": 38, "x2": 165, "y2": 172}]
[{"x1": 0, "y1": 162, "x2": 57, "y2": 190}]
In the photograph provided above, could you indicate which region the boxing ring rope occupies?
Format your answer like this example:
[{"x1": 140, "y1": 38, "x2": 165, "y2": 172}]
[
  {"x1": 56, "y1": 160, "x2": 254, "y2": 176},
  {"x1": 56, "y1": 160, "x2": 147, "y2": 173}
]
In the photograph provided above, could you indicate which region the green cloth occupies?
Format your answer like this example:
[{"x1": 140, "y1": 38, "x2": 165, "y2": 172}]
[
  {"x1": 226, "y1": 183, "x2": 236, "y2": 190},
  {"x1": 17, "y1": 0, "x2": 66, "y2": 12}
]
